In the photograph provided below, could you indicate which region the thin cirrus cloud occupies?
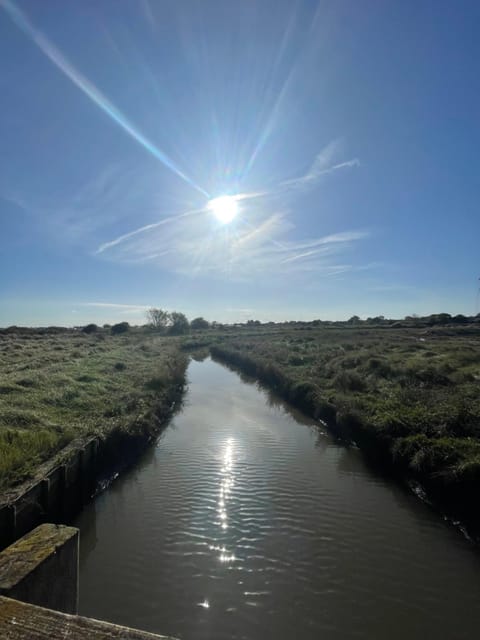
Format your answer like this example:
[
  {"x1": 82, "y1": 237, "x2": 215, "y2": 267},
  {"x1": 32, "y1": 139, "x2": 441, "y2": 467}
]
[
  {"x1": 95, "y1": 207, "x2": 205, "y2": 255},
  {"x1": 27, "y1": 139, "x2": 360, "y2": 263},
  {"x1": 2, "y1": 0, "x2": 364, "y2": 282},
  {"x1": 78, "y1": 302, "x2": 151, "y2": 315},
  {"x1": 280, "y1": 139, "x2": 360, "y2": 191},
  {"x1": 96, "y1": 205, "x2": 369, "y2": 281},
  {"x1": 93, "y1": 141, "x2": 366, "y2": 281}
]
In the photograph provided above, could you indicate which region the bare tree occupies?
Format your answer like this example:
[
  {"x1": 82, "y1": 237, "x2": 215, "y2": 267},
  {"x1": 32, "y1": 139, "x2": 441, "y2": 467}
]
[{"x1": 146, "y1": 308, "x2": 169, "y2": 331}]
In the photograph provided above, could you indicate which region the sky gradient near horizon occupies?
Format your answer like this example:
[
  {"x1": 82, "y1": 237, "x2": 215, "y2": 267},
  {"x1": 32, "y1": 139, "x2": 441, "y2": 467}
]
[{"x1": 1, "y1": 0, "x2": 479, "y2": 326}]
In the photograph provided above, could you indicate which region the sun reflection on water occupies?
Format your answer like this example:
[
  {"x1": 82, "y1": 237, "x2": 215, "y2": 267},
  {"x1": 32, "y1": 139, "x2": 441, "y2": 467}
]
[
  {"x1": 213, "y1": 438, "x2": 236, "y2": 558},
  {"x1": 218, "y1": 437, "x2": 234, "y2": 530},
  {"x1": 202, "y1": 438, "x2": 238, "y2": 609}
]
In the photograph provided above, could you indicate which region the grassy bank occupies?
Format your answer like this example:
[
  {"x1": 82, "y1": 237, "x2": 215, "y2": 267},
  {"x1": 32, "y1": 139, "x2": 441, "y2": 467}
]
[
  {"x1": 0, "y1": 329, "x2": 187, "y2": 492},
  {"x1": 206, "y1": 324, "x2": 480, "y2": 529}
]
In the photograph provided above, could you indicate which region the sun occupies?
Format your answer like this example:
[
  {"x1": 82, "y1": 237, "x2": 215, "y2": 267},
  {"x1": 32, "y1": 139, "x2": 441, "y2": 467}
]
[{"x1": 208, "y1": 195, "x2": 239, "y2": 224}]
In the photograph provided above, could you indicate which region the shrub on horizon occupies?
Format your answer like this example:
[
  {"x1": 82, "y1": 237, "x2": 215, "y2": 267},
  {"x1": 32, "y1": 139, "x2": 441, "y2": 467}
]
[
  {"x1": 111, "y1": 322, "x2": 130, "y2": 335},
  {"x1": 82, "y1": 323, "x2": 98, "y2": 334}
]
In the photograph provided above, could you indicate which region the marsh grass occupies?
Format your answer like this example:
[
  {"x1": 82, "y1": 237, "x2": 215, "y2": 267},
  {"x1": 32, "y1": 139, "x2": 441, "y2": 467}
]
[
  {"x1": 208, "y1": 325, "x2": 480, "y2": 499},
  {"x1": 0, "y1": 331, "x2": 187, "y2": 490}
]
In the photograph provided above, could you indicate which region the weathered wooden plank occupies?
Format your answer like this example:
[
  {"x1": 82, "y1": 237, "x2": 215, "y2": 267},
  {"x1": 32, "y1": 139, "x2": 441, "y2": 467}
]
[{"x1": 0, "y1": 596, "x2": 176, "y2": 639}]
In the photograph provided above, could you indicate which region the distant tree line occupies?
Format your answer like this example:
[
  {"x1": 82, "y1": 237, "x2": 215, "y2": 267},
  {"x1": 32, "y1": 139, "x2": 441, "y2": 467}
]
[
  {"x1": 3, "y1": 311, "x2": 480, "y2": 336},
  {"x1": 73, "y1": 311, "x2": 212, "y2": 337},
  {"x1": 146, "y1": 309, "x2": 210, "y2": 335}
]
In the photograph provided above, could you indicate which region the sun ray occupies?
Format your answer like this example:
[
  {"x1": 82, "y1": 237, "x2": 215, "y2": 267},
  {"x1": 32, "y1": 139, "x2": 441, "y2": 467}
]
[{"x1": 1, "y1": 0, "x2": 209, "y2": 198}]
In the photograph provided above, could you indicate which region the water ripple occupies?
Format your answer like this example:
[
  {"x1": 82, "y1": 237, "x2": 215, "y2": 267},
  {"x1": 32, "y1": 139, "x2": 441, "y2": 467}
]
[{"x1": 77, "y1": 358, "x2": 480, "y2": 640}]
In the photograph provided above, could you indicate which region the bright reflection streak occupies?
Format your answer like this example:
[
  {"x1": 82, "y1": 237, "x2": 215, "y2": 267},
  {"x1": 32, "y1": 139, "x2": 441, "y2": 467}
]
[
  {"x1": 209, "y1": 437, "x2": 237, "y2": 563},
  {"x1": 1, "y1": 0, "x2": 208, "y2": 197}
]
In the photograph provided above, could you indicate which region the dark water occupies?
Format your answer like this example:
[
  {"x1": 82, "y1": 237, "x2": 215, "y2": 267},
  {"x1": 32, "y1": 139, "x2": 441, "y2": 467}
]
[{"x1": 75, "y1": 358, "x2": 480, "y2": 640}]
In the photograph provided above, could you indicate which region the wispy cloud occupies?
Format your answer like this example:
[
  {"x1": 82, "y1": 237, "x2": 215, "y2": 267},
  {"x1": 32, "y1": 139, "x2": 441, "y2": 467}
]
[
  {"x1": 140, "y1": 0, "x2": 156, "y2": 30},
  {"x1": 2, "y1": 163, "x2": 139, "y2": 247},
  {"x1": 281, "y1": 140, "x2": 360, "y2": 190},
  {"x1": 226, "y1": 307, "x2": 255, "y2": 314},
  {"x1": 95, "y1": 198, "x2": 370, "y2": 281},
  {"x1": 91, "y1": 140, "x2": 367, "y2": 281},
  {"x1": 79, "y1": 302, "x2": 151, "y2": 316},
  {"x1": 8, "y1": 118, "x2": 361, "y2": 279},
  {"x1": 8, "y1": 160, "x2": 202, "y2": 253},
  {"x1": 0, "y1": 193, "x2": 31, "y2": 213},
  {"x1": 95, "y1": 207, "x2": 204, "y2": 254},
  {"x1": 80, "y1": 302, "x2": 151, "y2": 309}
]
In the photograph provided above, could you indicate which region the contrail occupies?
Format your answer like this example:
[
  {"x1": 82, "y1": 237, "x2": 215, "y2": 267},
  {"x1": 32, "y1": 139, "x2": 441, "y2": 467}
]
[
  {"x1": 1, "y1": 0, "x2": 209, "y2": 197},
  {"x1": 96, "y1": 207, "x2": 205, "y2": 254}
]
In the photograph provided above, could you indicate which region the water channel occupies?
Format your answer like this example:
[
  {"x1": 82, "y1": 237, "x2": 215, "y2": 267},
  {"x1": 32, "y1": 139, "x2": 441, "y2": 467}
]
[{"x1": 75, "y1": 357, "x2": 480, "y2": 639}]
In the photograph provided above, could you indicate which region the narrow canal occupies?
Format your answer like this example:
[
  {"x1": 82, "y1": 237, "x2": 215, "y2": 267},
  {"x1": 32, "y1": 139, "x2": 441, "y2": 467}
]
[{"x1": 75, "y1": 357, "x2": 480, "y2": 640}]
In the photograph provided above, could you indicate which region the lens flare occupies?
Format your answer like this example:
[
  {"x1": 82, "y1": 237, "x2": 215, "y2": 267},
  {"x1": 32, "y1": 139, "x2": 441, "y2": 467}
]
[
  {"x1": 208, "y1": 195, "x2": 239, "y2": 224},
  {"x1": 2, "y1": 0, "x2": 208, "y2": 197}
]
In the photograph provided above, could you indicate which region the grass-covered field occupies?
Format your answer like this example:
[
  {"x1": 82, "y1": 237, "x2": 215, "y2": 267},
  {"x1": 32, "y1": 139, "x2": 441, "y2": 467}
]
[
  {"x1": 0, "y1": 329, "x2": 187, "y2": 491},
  {"x1": 204, "y1": 324, "x2": 480, "y2": 525},
  {"x1": 2, "y1": 320, "x2": 480, "y2": 527}
]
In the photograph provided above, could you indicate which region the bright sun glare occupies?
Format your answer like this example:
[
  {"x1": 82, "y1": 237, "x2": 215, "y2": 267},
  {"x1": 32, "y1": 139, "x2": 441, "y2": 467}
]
[{"x1": 208, "y1": 195, "x2": 239, "y2": 224}]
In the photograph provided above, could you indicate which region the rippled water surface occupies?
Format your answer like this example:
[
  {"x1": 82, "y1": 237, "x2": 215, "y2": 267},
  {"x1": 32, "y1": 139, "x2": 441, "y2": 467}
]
[{"x1": 76, "y1": 357, "x2": 480, "y2": 639}]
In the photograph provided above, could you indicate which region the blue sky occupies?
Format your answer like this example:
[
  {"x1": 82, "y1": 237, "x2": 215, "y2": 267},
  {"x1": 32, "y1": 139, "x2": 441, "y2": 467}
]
[{"x1": 1, "y1": 0, "x2": 479, "y2": 326}]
